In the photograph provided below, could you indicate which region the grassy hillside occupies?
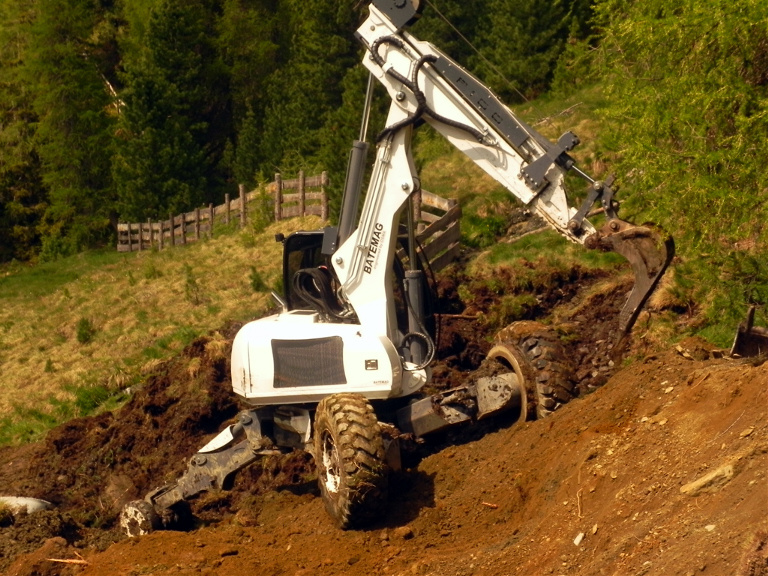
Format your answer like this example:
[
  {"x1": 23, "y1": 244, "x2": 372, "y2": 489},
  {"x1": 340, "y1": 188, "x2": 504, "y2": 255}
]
[
  {"x1": 0, "y1": 216, "x2": 323, "y2": 445},
  {"x1": 0, "y1": 85, "x2": 750, "y2": 447}
]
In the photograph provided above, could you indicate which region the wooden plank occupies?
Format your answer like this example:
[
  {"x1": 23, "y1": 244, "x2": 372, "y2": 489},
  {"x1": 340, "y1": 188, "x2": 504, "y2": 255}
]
[
  {"x1": 281, "y1": 205, "x2": 301, "y2": 219},
  {"x1": 298, "y1": 170, "x2": 305, "y2": 216},
  {"x1": 421, "y1": 222, "x2": 461, "y2": 261},
  {"x1": 417, "y1": 204, "x2": 462, "y2": 243},
  {"x1": 116, "y1": 173, "x2": 331, "y2": 250},
  {"x1": 421, "y1": 190, "x2": 456, "y2": 211},
  {"x1": 429, "y1": 244, "x2": 461, "y2": 272},
  {"x1": 321, "y1": 170, "x2": 328, "y2": 220},
  {"x1": 282, "y1": 191, "x2": 325, "y2": 203},
  {"x1": 280, "y1": 174, "x2": 327, "y2": 189},
  {"x1": 274, "y1": 173, "x2": 282, "y2": 222},
  {"x1": 420, "y1": 211, "x2": 440, "y2": 224}
]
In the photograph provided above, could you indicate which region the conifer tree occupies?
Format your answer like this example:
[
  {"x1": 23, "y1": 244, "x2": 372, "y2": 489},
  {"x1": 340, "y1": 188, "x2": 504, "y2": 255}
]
[
  {"x1": 0, "y1": 0, "x2": 46, "y2": 261},
  {"x1": 217, "y1": 0, "x2": 278, "y2": 188},
  {"x1": 23, "y1": 0, "x2": 118, "y2": 259},
  {"x1": 113, "y1": 0, "x2": 228, "y2": 221},
  {"x1": 259, "y1": 0, "x2": 360, "y2": 172},
  {"x1": 474, "y1": 0, "x2": 575, "y2": 102}
]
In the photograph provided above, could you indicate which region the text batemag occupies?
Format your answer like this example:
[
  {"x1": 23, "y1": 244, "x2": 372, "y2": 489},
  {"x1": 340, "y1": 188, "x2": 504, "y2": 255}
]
[{"x1": 363, "y1": 223, "x2": 385, "y2": 274}]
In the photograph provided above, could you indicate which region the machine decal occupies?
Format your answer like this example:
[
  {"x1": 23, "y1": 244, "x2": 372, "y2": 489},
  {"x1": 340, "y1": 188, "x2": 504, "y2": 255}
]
[
  {"x1": 363, "y1": 222, "x2": 385, "y2": 273},
  {"x1": 365, "y1": 359, "x2": 379, "y2": 370}
]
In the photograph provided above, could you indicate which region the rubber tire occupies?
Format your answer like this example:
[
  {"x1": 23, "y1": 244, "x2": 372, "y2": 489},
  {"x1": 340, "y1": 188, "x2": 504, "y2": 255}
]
[
  {"x1": 314, "y1": 393, "x2": 388, "y2": 529},
  {"x1": 492, "y1": 321, "x2": 576, "y2": 419}
]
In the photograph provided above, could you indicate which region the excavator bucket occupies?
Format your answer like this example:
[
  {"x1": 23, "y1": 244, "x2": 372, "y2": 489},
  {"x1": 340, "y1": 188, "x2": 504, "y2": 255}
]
[{"x1": 588, "y1": 219, "x2": 675, "y2": 334}]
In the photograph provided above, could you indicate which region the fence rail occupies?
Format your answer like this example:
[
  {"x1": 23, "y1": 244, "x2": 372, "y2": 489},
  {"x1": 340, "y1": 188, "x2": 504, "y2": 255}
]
[{"x1": 117, "y1": 171, "x2": 329, "y2": 253}]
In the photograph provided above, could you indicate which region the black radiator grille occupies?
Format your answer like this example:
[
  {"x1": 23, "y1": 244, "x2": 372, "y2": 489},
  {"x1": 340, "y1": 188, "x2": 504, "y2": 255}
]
[{"x1": 271, "y1": 336, "x2": 347, "y2": 388}]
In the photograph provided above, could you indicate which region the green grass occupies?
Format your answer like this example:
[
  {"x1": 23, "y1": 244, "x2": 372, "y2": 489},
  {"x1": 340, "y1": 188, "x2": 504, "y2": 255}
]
[{"x1": 0, "y1": 215, "x2": 322, "y2": 445}]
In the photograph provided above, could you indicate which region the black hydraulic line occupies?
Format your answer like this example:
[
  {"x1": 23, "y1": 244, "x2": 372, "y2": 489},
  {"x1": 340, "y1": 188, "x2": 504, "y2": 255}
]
[{"x1": 370, "y1": 36, "x2": 487, "y2": 144}]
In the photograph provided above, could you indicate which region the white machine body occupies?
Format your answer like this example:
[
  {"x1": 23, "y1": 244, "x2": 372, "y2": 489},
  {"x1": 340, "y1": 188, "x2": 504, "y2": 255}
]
[{"x1": 231, "y1": 310, "x2": 427, "y2": 404}]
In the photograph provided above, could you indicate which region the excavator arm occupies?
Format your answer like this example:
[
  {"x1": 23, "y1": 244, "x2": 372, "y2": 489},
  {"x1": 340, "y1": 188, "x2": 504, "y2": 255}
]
[{"x1": 333, "y1": 0, "x2": 673, "y2": 336}]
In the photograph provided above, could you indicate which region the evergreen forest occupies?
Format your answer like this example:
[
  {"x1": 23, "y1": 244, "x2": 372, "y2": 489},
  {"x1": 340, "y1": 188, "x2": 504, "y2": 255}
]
[{"x1": 0, "y1": 0, "x2": 767, "y2": 330}]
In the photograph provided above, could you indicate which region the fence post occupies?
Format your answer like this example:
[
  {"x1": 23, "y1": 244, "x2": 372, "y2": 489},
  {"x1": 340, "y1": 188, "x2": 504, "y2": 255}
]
[
  {"x1": 169, "y1": 213, "x2": 175, "y2": 247},
  {"x1": 274, "y1": 173, "x2": 282, "y2": 221},
  {"x1": 321, "y1": 171, "x2": 329, "y2": 221},
  {"x1": 225, "y1": 193, "x2": 231, "y2": 225},
  {"x1": 137, "y1": 222, "x2": 142, "y2": 251},
  {"x1": 298, "y1": 170, "x2": 305, "y2": 217},
  {"x1": 194, "y1": 207, "x2": 201, "y2": 240},
  {"x1": 413, "y1": 190, "x2": 424, "y2": 233},
  {"x1": 159, "y1": 219, "x2": 164, "y2": 250},
  {"x1": 209, "y1": 203, "x2": 214, "y2": 238},
  {"x1": 181, "y1": 213, "x2": 187, "y2": 244},
  {"x1": 239, "y1": 184, "x2": 247, "y2": 228}
]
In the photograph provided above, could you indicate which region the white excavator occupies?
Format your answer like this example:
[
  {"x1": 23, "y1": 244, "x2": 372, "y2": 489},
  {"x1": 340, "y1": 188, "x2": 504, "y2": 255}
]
[{"x1": 120, "y1": 0, "x2": 674, "y2": 535}]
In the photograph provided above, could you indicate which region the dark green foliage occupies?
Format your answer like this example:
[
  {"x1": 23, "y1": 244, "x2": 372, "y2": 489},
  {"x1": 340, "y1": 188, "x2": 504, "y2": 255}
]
[
  {"x1": 183, "y1": 263, "x2": 206, "y2": 305},
  {"x1": 249, "y1": 266, "x2": 268, "y2": 292},
  {"x1": 76, "y1": 317, "x2": 96, "y2": 344},
  {"x1": 0, "y1": 0, "x2": 581, "y2": 260},
  {"x1": 471, "y1": 0, "x2": 585, "y2": 102},
  {"x1": 562, "y1": 0, "x2": 768, "y2": 338},
  {"x1": 259, "y1": 0, "x2": 361, "y2": 173},
  {"x1": 411, "y1": 0, "x2": 485, "y2": 64},
  {"x1": 217, "y1": 0, "x2": 278, "y2": 188},
  {"x1": 113, "y1": 0, "x2": 226, "y2": 221},
  {"x1": 26, "y1": 0, "x2": 118, "y2": 260},
  {"x1": 0, "y1": 1, "x2": 46, "y2": 262}
]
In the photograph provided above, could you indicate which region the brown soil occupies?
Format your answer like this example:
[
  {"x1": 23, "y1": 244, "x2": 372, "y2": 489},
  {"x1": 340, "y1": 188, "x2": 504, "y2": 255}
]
[{"x1": 1, "y1": 262, "x2": 766, "y2": 576}]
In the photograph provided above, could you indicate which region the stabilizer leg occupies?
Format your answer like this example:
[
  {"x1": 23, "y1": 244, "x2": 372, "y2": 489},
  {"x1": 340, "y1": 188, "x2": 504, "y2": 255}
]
[{"x1": 120, "y1": 410, "x2": 278, "y2": 537}]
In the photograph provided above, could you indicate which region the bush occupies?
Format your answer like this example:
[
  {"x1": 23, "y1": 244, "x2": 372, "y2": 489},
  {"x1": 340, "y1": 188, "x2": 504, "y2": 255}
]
[{"x1": 76, "y1": 317, "x2": 96, "y2": 344}]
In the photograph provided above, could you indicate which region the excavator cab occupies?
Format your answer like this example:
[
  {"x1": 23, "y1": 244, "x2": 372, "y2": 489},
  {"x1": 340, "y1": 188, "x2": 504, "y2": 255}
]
[{"x1": 279, "y1": 230, "x2": 328, "y2": 311}]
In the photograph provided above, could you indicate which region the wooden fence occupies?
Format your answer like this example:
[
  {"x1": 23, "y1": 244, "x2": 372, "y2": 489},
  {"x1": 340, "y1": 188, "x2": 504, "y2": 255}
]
[
  {"x1": 405, "y1": 189, "x2": 462, "y2": 273},
  {"x1": 117, "y1": 171, "x2": 329, "y2": 252},
  {"x1": 116, "y1": 173, "x2": 461, "y2": 272}
]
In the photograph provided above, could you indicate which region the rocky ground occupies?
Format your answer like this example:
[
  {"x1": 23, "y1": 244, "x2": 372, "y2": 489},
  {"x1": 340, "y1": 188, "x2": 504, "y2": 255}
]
[{"x1": 0, "y1": 257, "x2": 766, "y2": 576}]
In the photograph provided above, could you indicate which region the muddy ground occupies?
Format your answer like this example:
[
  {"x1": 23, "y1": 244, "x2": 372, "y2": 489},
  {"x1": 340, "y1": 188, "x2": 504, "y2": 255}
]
[{"x1": 0, "y1": 254, "x2": 766, "y2": 576}]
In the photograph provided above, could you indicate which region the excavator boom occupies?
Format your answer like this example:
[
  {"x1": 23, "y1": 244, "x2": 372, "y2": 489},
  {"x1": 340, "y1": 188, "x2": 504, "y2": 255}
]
[{"x1": 338, "y1": 1, "x2": 674, "y2": 335}]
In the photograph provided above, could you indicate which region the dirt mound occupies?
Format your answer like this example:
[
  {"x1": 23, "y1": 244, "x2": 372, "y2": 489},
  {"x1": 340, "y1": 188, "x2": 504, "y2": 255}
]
[{"x1": 0, "y1": 265, "x2": 766, "y2": 576}]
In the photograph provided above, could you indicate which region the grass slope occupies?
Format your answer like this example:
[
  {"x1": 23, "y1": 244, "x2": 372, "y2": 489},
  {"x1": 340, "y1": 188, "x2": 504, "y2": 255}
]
[
  {"x1": 0, "y1": 216, "x2": 324, "y2": 445},
  {"x1": 0, "y1": 88, "x2": 723, "y2": 446}
]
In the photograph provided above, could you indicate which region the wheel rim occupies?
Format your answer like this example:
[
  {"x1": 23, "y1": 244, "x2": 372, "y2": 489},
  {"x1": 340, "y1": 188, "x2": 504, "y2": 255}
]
[
  {"x1": 320, "y1": 431, "x2": 341, "y2": 495},
  {"x1": 483, "y1": 344, "x2": 530, "y2": 422}
]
